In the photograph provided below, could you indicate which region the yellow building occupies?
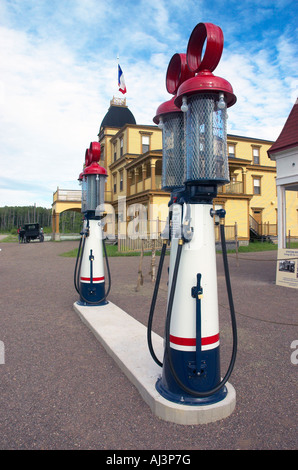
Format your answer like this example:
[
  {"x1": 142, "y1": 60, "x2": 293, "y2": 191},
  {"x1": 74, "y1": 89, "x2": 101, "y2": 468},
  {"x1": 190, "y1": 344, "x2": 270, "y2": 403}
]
[
  {"x1": 98, "y1": 97, "x2": 167, "y2": 241},
  {"x1": 217, "y1": 134, "x2": 278, "y2": 241},
  {"x1": 97, "y1": 97, "x2": 298, "y2": 244}
]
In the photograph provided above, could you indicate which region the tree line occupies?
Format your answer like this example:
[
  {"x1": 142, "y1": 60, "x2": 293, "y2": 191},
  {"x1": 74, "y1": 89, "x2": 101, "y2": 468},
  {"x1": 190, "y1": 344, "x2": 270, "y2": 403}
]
[{"x1": 0, "y1": 206, "x2": 83, "y2": 233}]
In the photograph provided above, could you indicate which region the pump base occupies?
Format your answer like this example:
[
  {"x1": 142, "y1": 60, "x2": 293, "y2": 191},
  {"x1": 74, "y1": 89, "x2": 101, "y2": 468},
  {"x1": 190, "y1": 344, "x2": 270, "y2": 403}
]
[
  {"x1": 76, "y1": 299, "x2": 108, "y2": 307},
  {"x1": 78, "y1": 280, "x2": 107, "y2": 306},
  {"x1": 74, "y1": 301, "x2": 236, "y2": 425},
  {"x1": 156, "y1": 377, "x2": 227, "y2": 406},
  {"x1": 156, "y1": 344, "x2": 226, "y2": 405}
]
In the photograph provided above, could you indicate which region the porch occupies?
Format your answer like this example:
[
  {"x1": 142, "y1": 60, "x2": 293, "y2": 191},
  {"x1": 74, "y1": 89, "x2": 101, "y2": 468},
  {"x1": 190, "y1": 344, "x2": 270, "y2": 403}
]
[{"x1": 52, "y1": 188, "x2": 81, "y2": 240}]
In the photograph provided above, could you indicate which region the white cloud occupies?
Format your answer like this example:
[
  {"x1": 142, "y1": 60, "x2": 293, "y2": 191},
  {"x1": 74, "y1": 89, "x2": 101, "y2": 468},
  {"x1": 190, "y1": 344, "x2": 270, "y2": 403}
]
[
  {"x1": 0, "y1": 25, "x2": 108, "y2": 207},
  {"x1": 0, "y1": 0, "x2": 297, "y2": 208},
  {"x1": 217, "y1": 35, "x2": 298, "y2": 140}
]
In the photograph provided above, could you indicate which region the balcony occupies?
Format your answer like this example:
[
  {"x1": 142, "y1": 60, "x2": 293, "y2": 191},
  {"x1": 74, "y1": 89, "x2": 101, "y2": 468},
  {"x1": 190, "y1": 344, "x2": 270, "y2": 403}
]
[
  {"x1": 218, "y1": 181, "x2": 243, "y2": 194},
  {"x1": 128, "y1": 175, "x2": 162, "y2": 196},
  {"x1": 53, "y1": 188, "x2": 81, "y2": 202}
]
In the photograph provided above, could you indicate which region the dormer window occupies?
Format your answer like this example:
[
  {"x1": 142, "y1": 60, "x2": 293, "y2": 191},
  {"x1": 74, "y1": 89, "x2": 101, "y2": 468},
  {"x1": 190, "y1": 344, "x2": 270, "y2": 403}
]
[
  {"x1": 252, "y1": 147, "x2": 260, "y2": 165},
  {"x1": 228, "y1": 144, "x2": 236, "y2": 157},
  {"x1": 142, "y1": 135, "x2": 150, "y2": 153}
]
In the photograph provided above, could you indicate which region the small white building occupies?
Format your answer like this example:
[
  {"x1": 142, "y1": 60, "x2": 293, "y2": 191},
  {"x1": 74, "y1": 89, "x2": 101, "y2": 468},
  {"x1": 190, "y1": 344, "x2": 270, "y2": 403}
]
[{"x1": 268, "y1": 98, "x2": 298, "y2": 249}]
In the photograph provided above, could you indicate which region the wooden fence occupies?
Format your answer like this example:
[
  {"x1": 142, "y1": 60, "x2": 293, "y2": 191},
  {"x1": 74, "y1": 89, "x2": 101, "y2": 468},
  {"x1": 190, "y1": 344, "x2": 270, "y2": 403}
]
[{"x1": 118, "y1": 222, "x2": 237, "y2": 252}]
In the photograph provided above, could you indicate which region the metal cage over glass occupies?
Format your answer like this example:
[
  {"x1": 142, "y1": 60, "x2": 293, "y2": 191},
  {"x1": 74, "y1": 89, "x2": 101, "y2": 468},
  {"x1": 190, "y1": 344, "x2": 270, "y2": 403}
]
[
  {"x1": 185, "y1": 93, "x2": 229, "y2": 184},
  {"x1": 83, "y1": 166, "x2": 106, "y2": 213},
  {"x1": 161, "y1": 110, "x2": 185, "y2": 191}
]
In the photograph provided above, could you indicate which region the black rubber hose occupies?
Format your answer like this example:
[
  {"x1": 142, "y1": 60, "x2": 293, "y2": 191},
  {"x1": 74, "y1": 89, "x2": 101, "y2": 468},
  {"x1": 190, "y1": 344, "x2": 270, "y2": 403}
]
[
  {"x1": 220, "y1": 222, "x2": 237, "y2": 374},
  {"x1": 77, "y1": 232, "x2": 86, "y2": 298},
  {"x1": 102, "y1": 238, "x2": 111, "y2": 298},
  {"x1": 74, "y1": 235, "x2": 83, "y2": 294},
  {"x1": 147, "y1": 241, "x2": 167, "y2": 367},
  {"x1": 165, "y1": 226, "x2": 237, "y2": 398}
]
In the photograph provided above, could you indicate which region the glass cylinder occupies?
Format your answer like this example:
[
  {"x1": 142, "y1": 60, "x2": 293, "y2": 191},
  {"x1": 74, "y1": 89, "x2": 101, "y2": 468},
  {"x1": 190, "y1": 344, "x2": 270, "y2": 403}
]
[
  {"x1": 185, "y1": 93, "x2": 229, "y2": 185},
  {"x1": 81, "y1": 175, "x2": 87, "y2": 213},
  {"x1": 86, "y1": 174, "x2": 105, "y2": 213},
  {"x1": 161, "y1": 112, "x2": 185, "y2": 191}
]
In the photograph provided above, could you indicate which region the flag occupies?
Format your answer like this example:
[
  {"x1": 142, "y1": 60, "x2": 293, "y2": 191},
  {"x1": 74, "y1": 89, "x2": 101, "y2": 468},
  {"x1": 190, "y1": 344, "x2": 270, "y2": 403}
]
[{"x1": 118, "y1": 64, "x2": 127, "y2": 94}]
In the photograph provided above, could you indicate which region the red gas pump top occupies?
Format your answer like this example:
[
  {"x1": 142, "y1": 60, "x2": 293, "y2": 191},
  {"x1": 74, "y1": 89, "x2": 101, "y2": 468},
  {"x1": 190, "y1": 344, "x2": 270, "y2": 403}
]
[
  {"x1": 153, "y1": 53, "x2": 195, "y2": 125},
  {"x1": 175, "y1": 71, "x2": 236, "y2": 108},
  {"x1": 81, "y1": 142, "x2": 106, "y2": 177},
  {"x1": 85, "y1": 148, "x2": 91, "y2": 167},
  {"x1": 166, "y1": 53, "x2": 195, "y2": 95},
  {"x1": 174, "y1": 22, "x2": 236, "y2": 108},
  {"x1": 153, "y1": 96, "x2": 181, "y2": 125},
  {"x1": 187, "y1": 22, "x2": 224, "y2": 74},
  {"x1": 83, "y1": 162, "x2": 107, "y2": 176},
  {"x1": 89, "y1": 141, "x2": 101, "y2": 161}
]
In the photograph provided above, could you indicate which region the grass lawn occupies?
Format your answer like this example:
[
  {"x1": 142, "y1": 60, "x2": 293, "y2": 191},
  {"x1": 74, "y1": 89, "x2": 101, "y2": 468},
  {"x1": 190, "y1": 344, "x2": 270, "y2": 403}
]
[
  {"x1": 233, "y1": 241, "x2": 298, "y2": 253},
  {"x1": 60, "y1": 243, "x2": 164, "y2": 258},
  {"x1": 61, "y1": 240, "x2": 298, "y2": 258},
  {"x1": 1, "y1": 233, "x2": 297, "y2": 256}
]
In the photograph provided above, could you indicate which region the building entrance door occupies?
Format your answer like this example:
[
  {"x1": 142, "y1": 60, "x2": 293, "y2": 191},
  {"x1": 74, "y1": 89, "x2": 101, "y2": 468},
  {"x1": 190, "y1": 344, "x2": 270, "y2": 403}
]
[{"x1": 252, "y1": 209, "x2": 262, "y2": 234}]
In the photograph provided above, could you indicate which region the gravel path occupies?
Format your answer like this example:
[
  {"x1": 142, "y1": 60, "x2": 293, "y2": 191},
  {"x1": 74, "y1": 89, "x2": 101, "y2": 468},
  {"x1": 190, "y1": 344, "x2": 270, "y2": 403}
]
[{"x1": 0, "y1": 240, "x2": 297, "y2": 450}]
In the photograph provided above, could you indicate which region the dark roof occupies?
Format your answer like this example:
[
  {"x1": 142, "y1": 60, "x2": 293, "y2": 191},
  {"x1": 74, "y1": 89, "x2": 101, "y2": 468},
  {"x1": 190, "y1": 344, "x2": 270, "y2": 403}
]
[
  {"x1": 99, "y1": 104, "x2": 136, "y2": 131},
  {"x1": 268, "y1": 98, "x2": 298, "y2": 156}
]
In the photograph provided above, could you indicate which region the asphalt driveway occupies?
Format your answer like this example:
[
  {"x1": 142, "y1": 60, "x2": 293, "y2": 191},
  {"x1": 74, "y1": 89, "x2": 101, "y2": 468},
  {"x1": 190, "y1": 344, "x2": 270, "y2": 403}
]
[{"x1": 0, "y1": 240, "x2": 297, "y2": 450}]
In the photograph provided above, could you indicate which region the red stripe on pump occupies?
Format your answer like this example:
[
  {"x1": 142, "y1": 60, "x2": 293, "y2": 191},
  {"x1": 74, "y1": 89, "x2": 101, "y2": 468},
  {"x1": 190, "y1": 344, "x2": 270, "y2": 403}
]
[
  {"x1": 80, "y1": 276, "x2": 105, "y2": 282},
  {"x1": 169, "y1": 333, "x2": 219, "y2": 346}
]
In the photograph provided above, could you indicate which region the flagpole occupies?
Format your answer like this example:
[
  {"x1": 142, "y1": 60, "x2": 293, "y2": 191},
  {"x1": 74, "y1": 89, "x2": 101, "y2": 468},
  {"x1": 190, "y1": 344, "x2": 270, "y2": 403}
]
[
  {"x1": 117, "y1": 54, "x2": 120, "y2": 95},
  {"x1": 117, "y1": 54, "x2": 119, "y2": 99}
]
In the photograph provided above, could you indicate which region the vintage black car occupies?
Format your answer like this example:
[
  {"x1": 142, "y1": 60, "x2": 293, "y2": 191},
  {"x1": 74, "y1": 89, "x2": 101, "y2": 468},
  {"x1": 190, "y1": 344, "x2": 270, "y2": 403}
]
[{"x1": 19, "y1": 223, "x2": 44, "y2": 243}]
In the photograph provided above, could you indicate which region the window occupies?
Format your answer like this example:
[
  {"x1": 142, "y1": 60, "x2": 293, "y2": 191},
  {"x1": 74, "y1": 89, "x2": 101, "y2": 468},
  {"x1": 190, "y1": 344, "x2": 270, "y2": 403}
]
[
  {"x1": 228, "y1": 144, "x2": 236, "y2": 158},
  {"x1": 252, "y1": 147, "x2": 260, "y2": 164},
  {"x1": 113, "y1": 143, "x2": 117, "y2": 162},
  {"x1": 113, "y1": 174, "x2": 117, "y2": 193},
  {"x1": 142, "y1": 135, "x2": 150, "y2": 153},
  {"x1": 253, "y1": 177, "x2": 261, "y2": 195},
  {"x1": 120, "y1": 170, "x2": 123, "y2": 191},
  {"x1": 120, "y1": 137, "x2": 123, "y2": 157}
]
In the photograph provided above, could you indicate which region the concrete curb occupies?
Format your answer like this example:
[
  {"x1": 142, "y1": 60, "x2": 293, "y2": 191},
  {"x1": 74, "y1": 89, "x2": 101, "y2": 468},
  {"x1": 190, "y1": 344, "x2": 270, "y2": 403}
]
[{"x1": 73, "y1": 301, "x2": 236, "y2": 425}]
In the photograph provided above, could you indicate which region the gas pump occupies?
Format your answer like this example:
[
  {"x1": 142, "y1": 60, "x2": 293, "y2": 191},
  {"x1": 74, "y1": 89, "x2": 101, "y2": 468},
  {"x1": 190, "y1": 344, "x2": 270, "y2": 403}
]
[
  {"x1": 148, "y1": 22, "x2": 237, "y2": 405},
  {"x1": 153, "y1": 53, "x2": 194, "y2": 193},
  {"x1": 74, "y1": 141, "x2": 111, "y2": 306}
]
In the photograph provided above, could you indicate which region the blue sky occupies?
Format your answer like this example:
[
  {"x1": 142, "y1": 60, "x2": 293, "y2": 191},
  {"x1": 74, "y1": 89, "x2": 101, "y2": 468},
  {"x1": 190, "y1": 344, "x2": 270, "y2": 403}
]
[{"x1": 0, "y1": 0, "x2": 297, "y2": 208}]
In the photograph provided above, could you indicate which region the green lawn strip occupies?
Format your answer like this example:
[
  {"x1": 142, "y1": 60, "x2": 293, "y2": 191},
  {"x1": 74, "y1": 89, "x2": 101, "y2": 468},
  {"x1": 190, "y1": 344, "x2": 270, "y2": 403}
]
[
  {"x1": 60, "y1": 243, "x2": 164, "y2": 258},
  {"x1": 61, "y1": 241, "x2": 298, "y2": 258}
]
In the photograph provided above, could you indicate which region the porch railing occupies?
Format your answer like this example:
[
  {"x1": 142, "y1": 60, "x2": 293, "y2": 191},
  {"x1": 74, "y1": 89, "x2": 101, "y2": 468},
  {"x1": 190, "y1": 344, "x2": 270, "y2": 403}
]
[
  {"x1": 218, "y1": 181, "x2": 243, "y2": 194},
  {"x1": 249, "y1": 215, "x2": 277, "y2": 237},
  {"x1": 53, "y1": 189, "x2": 81, "y2": 202},
  {"x1": 118, "y1": 222, "x2": 237, "y2": 251}
]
